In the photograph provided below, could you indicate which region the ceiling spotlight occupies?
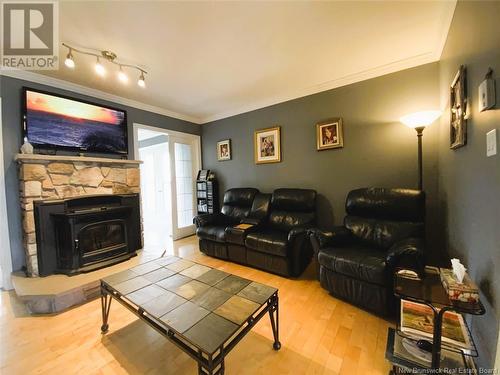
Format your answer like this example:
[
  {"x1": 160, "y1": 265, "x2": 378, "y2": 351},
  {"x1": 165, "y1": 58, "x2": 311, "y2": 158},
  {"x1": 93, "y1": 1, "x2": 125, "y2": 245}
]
[
  {"x1": 118, "y1": 66, "x2": 128, "y2": 83},
  {"x1": 64, "y1": 49, "x2": 75, "y2": 68},
  {"x1": 138, "y1": 71, "x2": 146, "y2": 88},
  {"x1": 61, "y1": 43, "x2": 147, "y2": 89},
  {"x1": 95, "y1": 57, "x2": 105, "y2": 76}
]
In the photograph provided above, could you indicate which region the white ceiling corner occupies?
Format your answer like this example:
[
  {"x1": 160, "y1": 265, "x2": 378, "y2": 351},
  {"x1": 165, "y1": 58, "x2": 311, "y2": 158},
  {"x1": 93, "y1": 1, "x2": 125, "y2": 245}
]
[{"x1": 4, "y1": 1, "x2": 457, "y2": 125}]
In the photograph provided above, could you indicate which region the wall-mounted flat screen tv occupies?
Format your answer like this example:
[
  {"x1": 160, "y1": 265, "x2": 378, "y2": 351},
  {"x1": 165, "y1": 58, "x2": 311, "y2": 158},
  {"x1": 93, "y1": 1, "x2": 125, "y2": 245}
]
[{"x1": 23, "y1": 88, "x2": 128, "y2": 154}]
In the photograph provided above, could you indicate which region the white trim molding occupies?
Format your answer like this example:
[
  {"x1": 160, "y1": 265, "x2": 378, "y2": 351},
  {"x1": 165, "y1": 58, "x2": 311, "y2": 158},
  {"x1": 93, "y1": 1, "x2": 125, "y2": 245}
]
[
  {"x1": 0, "y1": 97, "x2": 14, "y2": 290},
  {"x1": 200, "y1": 51, "x2": 440, "y2": 123},
  {"x1": 0, "y1": 69, "x2": 203, "y2": 124}
]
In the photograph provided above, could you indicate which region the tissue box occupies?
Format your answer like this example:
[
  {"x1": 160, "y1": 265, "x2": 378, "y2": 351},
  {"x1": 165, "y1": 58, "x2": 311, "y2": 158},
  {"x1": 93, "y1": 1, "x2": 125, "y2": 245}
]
[{"x1": 440, "y1": 268, "x2": 480, "y2": 304}]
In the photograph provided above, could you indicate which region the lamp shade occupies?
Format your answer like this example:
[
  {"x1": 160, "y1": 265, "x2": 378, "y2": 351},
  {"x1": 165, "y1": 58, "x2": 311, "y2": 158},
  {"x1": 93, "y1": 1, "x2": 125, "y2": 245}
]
[{"x1": 400, "y1": 110, "x2": 442, "y2": 128}]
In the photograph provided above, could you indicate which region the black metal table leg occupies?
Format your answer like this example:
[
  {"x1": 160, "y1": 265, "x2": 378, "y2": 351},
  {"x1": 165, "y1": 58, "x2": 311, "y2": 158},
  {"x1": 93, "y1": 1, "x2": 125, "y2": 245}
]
[
  {"x1": 100, "y1": 285, "x2": 112, "y2": 334},
  {"x1": 198, "y1": 362, "x2": 222, "y2": 375},
  {"x1": 268, "y1": 292, "x2": 281, "y2": 350},
  {"x1": 219, "y1": 358, "x2": 225, "y2": 375},
  {"x1": 431, "y1": 307, "x2": 448, "y2": 369}
]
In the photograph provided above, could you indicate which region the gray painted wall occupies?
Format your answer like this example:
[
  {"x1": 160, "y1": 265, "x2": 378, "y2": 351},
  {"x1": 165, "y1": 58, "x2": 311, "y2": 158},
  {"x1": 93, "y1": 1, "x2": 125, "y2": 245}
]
[
  {"x1": 0, "y1": 75, "x2": 200, "y2": 271},
  {"x1": 437, "y1": 1, "x2": 500, "y2": 368},
  {"x1": 201, "y1": 63, "x2": 442, "y2": 262}
]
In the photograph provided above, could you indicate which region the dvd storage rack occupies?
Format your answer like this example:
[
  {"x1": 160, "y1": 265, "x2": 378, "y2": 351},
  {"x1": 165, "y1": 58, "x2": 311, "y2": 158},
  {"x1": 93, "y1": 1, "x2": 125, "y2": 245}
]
[
  {"x1": 385, "y1": 266, "x2": 485, "y2": 374},
  {"x1": 196, "y1": 170, "x2": 218, "y2": 215}
]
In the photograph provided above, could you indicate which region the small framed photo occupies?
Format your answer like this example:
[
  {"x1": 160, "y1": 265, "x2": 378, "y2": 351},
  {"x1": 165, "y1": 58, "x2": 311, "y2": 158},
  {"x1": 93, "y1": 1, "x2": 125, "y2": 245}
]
[
  {"x1": 316, "y1": 118, "x2": 344, "y2": 150},
  {"x1": 450, "y1": 65, "x2": 468, "y2": 149},
  {"x1": 217, "y1": 139, "x2": 231, "y2": 161},
  {"x1": 254, "y1": 126, "x2": 281, "y2": 164}
]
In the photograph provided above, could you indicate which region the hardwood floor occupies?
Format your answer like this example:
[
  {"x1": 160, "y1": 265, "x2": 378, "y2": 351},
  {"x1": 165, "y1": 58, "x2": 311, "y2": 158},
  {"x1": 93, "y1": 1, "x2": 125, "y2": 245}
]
[{"x1": 0, "y1": 236, "x2": 393, "y2": 374}]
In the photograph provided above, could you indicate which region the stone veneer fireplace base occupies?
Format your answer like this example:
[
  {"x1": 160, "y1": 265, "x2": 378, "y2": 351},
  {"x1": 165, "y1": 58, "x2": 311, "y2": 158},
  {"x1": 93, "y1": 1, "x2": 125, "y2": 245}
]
[{"x1": 15, "y1": 154, "x2": 142, "y2": 277}]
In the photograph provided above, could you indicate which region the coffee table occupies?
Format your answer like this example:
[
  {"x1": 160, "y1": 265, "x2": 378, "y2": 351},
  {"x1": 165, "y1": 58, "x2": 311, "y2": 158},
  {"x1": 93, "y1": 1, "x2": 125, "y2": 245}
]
[{"x1": 100, "y1": 256, "x2": 280, "y2": 374}]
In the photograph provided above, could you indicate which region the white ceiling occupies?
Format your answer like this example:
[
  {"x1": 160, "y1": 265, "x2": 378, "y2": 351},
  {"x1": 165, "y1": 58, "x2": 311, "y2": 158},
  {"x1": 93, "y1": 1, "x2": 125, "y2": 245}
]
[{"x1": 17, "y1": 1, "x2": 457, "y2": 124}]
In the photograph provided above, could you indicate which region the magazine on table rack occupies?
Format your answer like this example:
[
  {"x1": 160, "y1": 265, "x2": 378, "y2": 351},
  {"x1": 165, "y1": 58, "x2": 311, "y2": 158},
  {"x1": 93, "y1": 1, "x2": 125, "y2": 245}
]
[
  {"x1": 393, "y1": 329, "x2": 466, "y2": 369},
  {"x1": 400, "y1": 300, "x2": 472, "y2": 351}
]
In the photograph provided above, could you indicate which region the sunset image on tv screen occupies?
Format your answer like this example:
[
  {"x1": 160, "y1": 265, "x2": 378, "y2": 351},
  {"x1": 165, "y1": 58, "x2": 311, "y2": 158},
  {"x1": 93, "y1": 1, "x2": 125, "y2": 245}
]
[{"x1": 25, "y1": 90, "x2": 127, "y2": 153}]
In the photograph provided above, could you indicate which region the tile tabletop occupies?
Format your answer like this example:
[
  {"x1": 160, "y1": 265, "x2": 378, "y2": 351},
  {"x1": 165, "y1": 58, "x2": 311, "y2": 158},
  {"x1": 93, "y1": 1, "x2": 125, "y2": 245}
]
[
  {"x1": 142, "y1": 267, "x2": 176, "y2": 283},
  {"x1": 196, "y1": 269, "x2": 230, "y2": 286},
  {"x1": 101, "y1": 257, "x2": 278, "y2": 354},
  {"x1": 184, "y1": 313, "x2": 239, "y2": 354},
  {"x1": 214, "y1": 295, "x2": 261, "y2": 325},
  {"x1": 214, "y1": 275, "x2": 252, "y2": 294},
  {"x1": 160, "y1": 300, "x2": 210, "y2": 334}
]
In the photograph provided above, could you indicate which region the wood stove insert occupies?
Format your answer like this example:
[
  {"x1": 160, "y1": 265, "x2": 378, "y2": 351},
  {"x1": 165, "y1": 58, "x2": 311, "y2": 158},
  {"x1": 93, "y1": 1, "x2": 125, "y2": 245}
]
[{"x1": 34, "y1": 194, "x2": 142, "y2": 276}]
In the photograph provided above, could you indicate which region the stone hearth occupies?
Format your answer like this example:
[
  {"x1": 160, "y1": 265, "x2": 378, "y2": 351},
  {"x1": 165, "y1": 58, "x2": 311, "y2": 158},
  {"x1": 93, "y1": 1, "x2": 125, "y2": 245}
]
[{"x1": 15, "y1": 154, "x2": 142, "y2": 276}]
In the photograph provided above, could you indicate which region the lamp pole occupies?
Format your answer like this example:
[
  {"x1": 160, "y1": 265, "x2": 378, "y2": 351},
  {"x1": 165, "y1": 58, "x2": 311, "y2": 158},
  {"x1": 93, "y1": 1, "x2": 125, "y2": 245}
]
[
  {"x1": 400, "y1": 110, "x2": 441, "y2": 192},
  {"x1": 415, "y1": 126, "x2": 425, "y2": 191}
]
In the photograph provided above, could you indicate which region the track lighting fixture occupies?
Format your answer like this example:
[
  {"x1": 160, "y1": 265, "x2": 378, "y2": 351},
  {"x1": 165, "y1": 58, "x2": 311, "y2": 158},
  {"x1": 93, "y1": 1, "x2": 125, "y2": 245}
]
[
  {"x1": 64, "y1": 49, "x2": 75, "y2": 68},
  {"x1": 94, "y1": 57, "x2": 105, "y2": 76},
  {"x1": 138, "y1": 71, "x2": 146, "y2": 88},
  {"x1": 62, "y1": 43, "x2": 147, "y2": 88},
  {"x1": 118, "y1": 66, "x2": 128, "y2": 83}
]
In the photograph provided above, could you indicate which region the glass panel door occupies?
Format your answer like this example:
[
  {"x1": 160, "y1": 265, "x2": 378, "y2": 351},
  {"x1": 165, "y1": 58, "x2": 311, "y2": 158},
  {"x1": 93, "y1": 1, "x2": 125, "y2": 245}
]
[
  {"x1": 138, "y1": 140, "x2": 172, "y2": 249},
  {"x1": 169, "y1": 135, "x2": 200, "y2": 240},
  {"x1": 175, "y1": 143, "x2": 193, "y2": 228}
]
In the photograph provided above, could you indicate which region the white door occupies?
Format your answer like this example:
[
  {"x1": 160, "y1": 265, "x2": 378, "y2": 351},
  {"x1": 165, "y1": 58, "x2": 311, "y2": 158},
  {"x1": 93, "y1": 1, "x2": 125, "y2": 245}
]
[
  {"x1": 169, "y1": 135, "x2": 200, "y2": 240},
  {"x1": 138, "y1": 142, "x2": 172, "y2": 249}
]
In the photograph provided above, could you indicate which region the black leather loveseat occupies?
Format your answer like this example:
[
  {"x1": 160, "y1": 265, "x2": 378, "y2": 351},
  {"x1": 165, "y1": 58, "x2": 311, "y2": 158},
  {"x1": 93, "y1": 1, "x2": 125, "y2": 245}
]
[
  {"x1": 309, "y1": 188, "x2": 425, "y2": 316},
  {"x1": 194, "y1": 188, "x2": 316, "y2": 277}
]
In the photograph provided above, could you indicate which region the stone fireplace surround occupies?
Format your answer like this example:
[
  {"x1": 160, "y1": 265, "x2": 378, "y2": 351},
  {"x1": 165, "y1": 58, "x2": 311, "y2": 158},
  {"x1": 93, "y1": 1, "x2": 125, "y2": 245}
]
[{"x1": 15, "y1": 154, "x2": 142, "y2": 277}]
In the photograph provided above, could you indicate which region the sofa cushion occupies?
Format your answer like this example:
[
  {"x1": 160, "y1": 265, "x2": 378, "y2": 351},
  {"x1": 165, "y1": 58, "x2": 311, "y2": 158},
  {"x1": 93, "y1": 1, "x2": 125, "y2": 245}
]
[
  {"x1": 196, "y1": 225, "x2": 228, "y2": 243},
  {"x1": 246, "y1": 193, "x2": 272, "y2": 223},
  {"x1": 318, "y1": 245, "x2": 387, "y2": 286},
  {"x1": 344, "y1": 216, "x2": 424, "y2": 250},
  {"x1": 271, "y1": 188, "x2": 316, "y2": 211},
  {"x1": 346, "y1": 188, "x2": 425, "y2": 222},
  {"x1": 269, "y1": 188, "x2": 317, "y2": 232},
  {"x1": 220, "y1": 188, "x2": 259, "y2": 221},
  {"x1": 245, "y1": 229, "x2": 289, "y2": 257}
]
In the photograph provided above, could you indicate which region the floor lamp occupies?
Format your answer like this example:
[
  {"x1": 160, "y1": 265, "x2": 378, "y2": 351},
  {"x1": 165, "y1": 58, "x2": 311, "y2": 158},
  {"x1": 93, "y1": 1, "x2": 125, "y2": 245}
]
[{"x1": 400, "y1": 110, "x2": 442, "y2": 191}]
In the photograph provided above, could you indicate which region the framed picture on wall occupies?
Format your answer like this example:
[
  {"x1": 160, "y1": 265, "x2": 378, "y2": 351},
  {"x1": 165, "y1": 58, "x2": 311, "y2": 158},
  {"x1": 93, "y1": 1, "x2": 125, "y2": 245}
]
[
  {"x1": 217, "y1": 139, "x2": 231, "y2": 161},
  {"x1": 450, "y1": 65, "x2": 468, "y2": 149},
  {"x1": 254, "y1": 126, "x2": 281, "y2": 164},
  {"x1": 316, "y1": 118, "x2": 344, "y2": 150}
]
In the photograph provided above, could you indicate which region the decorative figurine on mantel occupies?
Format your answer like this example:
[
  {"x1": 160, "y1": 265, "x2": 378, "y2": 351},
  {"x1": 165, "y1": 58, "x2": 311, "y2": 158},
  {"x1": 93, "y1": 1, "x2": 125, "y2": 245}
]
[{"x1": 20, "y1": 137, "x2": 34, "y2": 154}]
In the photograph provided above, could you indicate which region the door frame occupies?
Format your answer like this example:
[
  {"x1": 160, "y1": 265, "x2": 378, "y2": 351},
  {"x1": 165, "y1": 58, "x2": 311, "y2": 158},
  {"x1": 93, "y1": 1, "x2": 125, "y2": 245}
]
[
  {"x1": 133, "y1": 123, "x2": 201, "y2": 240},
  {"x1": 0, "y1": 98, "x2": 14, "y2": 290},
  {"x1": 495, "y1": 331, "x2": 500, "y2": 372}
]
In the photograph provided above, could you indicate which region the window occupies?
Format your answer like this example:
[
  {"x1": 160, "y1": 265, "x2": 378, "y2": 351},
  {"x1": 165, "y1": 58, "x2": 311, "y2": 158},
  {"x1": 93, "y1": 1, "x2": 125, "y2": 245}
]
[{"x1": 174, "y1": 143, "x2": 193, "y2": 228}]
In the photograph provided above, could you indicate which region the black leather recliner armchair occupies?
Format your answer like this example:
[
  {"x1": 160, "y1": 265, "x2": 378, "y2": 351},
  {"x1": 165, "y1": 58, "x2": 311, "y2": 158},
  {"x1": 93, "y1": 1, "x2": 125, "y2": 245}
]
[{"x1": 309, "y1": 188, "x2": 426, "y2": 316}]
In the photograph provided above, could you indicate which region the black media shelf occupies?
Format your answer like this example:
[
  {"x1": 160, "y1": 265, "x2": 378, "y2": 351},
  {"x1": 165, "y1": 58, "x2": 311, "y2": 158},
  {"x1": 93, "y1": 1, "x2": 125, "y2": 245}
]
[{"x1": 196, "y1": 170, "x2": 218, "y2": 215}]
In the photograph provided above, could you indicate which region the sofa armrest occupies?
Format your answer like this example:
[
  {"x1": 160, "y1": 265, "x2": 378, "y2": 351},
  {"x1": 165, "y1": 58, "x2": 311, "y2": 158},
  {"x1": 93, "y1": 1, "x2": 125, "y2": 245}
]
[
  {"x1": 287, "y1": 225, "x2": 316, "y2": 277},
  {"x1": 386, "y1": 237, "x2": 425, "y2": 275},
  {"x1": 240, "y1": 217, "x2": 264, "y2": 226},
  {"x1": 193, "y1": 213, "x2": 231, "y2": 228},
  {"x1": 308, "y1": 226, "x2": 353, "y2": 250},
  {"x1": 288, "y1": 225, "x2": 315, "y2": 243}
]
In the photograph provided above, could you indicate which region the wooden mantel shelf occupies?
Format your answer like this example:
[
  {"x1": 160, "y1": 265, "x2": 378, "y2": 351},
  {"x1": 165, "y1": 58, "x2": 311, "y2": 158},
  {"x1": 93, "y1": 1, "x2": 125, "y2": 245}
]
[{"x1": 14, "y1": 154, "x2": 142, "y2": 165}]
